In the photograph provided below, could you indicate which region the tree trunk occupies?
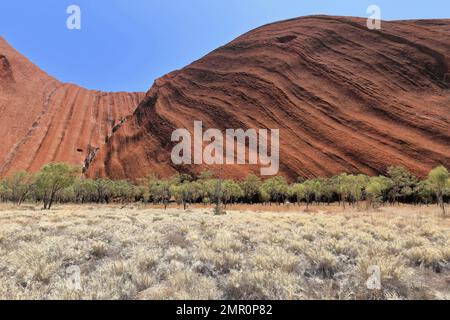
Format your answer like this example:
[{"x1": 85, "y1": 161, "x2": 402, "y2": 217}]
[
  {"x1": 48, "y1": 193, "x2": 55, "y2": 210},
  {"x1": 438, "y1": 193, "x2": 446, "y2": 216}
]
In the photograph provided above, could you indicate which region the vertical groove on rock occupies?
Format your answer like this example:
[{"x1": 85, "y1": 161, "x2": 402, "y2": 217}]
[{"x1": 0, "y1": 37, "x2": 145, "y2": 176}]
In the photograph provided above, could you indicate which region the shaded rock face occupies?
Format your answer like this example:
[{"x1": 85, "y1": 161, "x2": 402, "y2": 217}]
[
  {"x1": 87, "y1": 16, "x2": 450, "y2": 181},
  {"x1": 0, "y1": 54, "x2": 15, "y2": 93},
  {"x1": 0, "y1": 55, "x2": 14, "y2": 83},
  {"x1": 0, "y1": 37, "x2": 145, "y2": 176}
]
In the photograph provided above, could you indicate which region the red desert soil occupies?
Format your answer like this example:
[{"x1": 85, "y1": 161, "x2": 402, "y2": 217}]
[
  {"x1": 87, "y1": 16, "x2": 450, "y2": 181},
  {"x1": 0, "y1": 36, "x2": 145, "y2": 176}
]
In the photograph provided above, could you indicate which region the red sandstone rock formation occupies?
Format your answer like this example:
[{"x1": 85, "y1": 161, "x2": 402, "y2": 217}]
[
  {"x1": 1, "y1": 16, "x2": 449, "y2": 181},
  {"x1": 0, "y1": 36, "x2": 144, "y2": 176},
  {"x1": 87, "y1": 16, "x2": 450, "y2": 181}
]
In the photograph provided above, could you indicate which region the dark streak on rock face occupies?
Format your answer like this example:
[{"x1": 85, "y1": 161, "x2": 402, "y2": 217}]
[
  {"x1": 277, "y1": 35, "x2": 297, "y2": 43},
  {"x1": 0, "y1": 54, "x2": 14, "y2": 84}
]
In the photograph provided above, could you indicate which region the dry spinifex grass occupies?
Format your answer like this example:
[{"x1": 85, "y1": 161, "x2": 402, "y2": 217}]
[{"x1": 0, "y1": 204, "x2": 448, "y2": 300}]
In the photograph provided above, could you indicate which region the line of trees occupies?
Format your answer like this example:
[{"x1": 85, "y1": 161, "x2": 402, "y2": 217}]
[{"x1": 0, "y1": 163, "x2": 449, "y2": 215}]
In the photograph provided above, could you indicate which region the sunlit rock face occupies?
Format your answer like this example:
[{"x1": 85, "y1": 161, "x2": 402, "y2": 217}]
[
  {"x1": 0, "y1": 36, "x2": 144, "y2": 176},
  {"x1": 87, "y1": 16, "x2": 450, "y2": 181}
]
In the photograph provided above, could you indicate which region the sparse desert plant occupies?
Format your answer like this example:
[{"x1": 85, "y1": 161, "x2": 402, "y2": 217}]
[
  {"x1": 223, "y1": 270, "x2": 300, "y2": 300},
  {"x1": 90, "y1": 241, "x2": 109, "y2": 258},
  {"x1": 139, "y1": 271, "x2": 220, "y2": 300},
  {"x1": 251, "y1": 246, "x2": 299, "y2": 273},
  {"x1": 426, "y1": 166, "x2": 449, "y2": 216},
  {"x1": 135, "y1": 249, "x2": 160, "y2": 272},
  {"x1": 213, "y1": 202, "x2": 227, "y2": 216},
  {"x1": 406, "y1": 246, "x2": 444, "y2": 272},
  {"x1": 164, "y1": 229, "x2": 190, "y2": 248},
  {"x1": 304, "y1": 247, "x2": 339, "y2": 278}
]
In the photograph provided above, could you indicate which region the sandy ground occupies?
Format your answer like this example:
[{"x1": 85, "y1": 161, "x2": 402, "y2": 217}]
[{"x1": 0, "y1": 203, "x2": 448, "y2": 300}]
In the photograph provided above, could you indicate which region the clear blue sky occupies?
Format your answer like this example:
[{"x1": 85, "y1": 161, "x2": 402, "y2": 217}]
[{"x1": 1, "y1": 0, "x2": 448, "y2": 92}]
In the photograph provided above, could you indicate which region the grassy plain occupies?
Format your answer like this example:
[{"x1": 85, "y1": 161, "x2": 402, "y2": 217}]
[{"x1": 0, "y1": 203, "x2": 448, "y2": 300}]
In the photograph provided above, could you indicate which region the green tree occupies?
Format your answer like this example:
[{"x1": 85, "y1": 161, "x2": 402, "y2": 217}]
[
  {"x1": 149, "y1": 179, "x2": 171, "y2": 209},
  {"x1": 321, "y1": 178, "x2": 336, "y2": 205},
  {"x1": 4, "y1": 171, "x2": 36, "y2": 205},
  {"x1": 211, "y1": 179, "x2": 225, "y2": 215},
  {"x1": 301, "y1": 179, "x2": 317, "y2": 209},
  {"x1": 221, "y1": 180, "x2": 242, "y2": 208},
  {"x1": 365, "y1": 176, "x2": 390, "y2": 209},
  {"x1": 414, "y1": 180, "x2": 433, "y2": 205},
  {"x1": 94, "y1": 178, "x2": 114, "y2": 203},
  {"x1": 35, "y1": 163, "x2": 78, "y2": 210},
  {"x1": 290, "y1": 183, "x2": 305, "y2": 207},
  {"x1": 426, "y1": 166, "x2": 449, "y2": 216},
  {"x1": 171, "y1": 182, "x2": 191, "y2": 210},
  {"x1": 58, "y1": 185, "x2": 76, "y2": 203},
  {"x1": 312, "y1": 179, "x2": 323, "y2": 204},
  {"x1": 260, "y1": 187, "x2": 270, "y2": 205},
  {"x1": 111, "y1": 180, "x2": 135, "y2": 204},
  {"x1": 366, "y1": 180, "x2": 382, "y2": 209},
  {"x1": 0, "y1": 178, "x2": 10, "y2": 202},
  {"x1": 261, "y1": 176, "x2": 289, "y2": 205},
  {"x1": 133, "y1": 184, "x2": 147, "y2": 203},
  {"x1": 348, "y1": 174, "x2": 369, "y2": 209},
  {"x1": 145, "y1": 175, "x2": 159, "y2": 203},
  {"x1": 198, "y1": 179, "x2": 216, "y2": 204},
  {"x1": 387, "y1": 166, "x2": 418, "y2": 204},
  {"x1": 240, "y1": 174, "x2": 261, "y2": 204},
  {"x1": 73, "y1": 178, "x2": 97, "y2": 203},
  {"x1": 334, "y1": 174, "x2": 352, "y2": 208}
]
